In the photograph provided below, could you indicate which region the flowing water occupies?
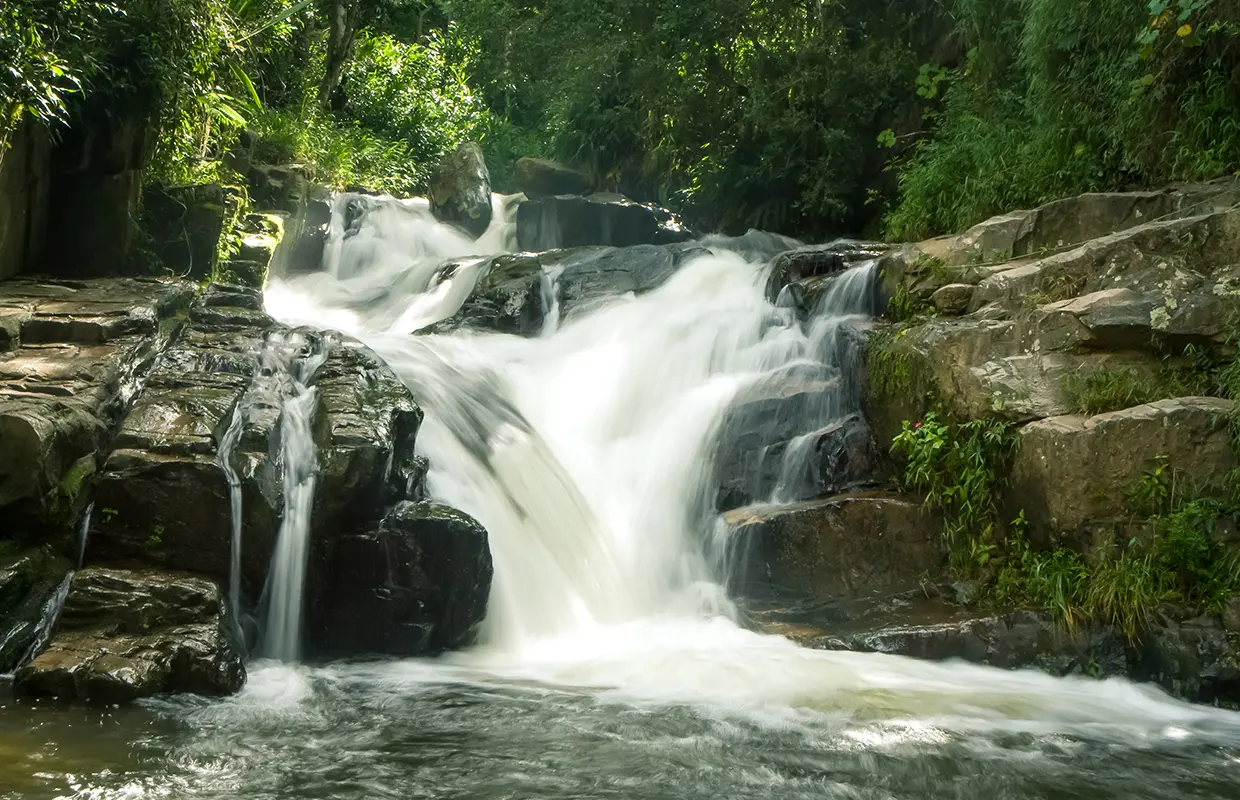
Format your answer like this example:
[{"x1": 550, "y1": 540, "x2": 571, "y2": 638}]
[{"x1": 5, "y1": 196, "x2": 1240, "y2": 798}]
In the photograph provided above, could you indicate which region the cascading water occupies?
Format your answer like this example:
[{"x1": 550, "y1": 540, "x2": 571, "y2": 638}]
[
  {"x1": 217, "y1": 400, "x2": 246, "y2": 620},
  {"x1": 75, "y1": 502, "x2": 94, "y2": 568},
  {"x1": 259, "y1": 194, "x2": 1227, "y2": 730},
  {"x1": 256, "y1": 331, "x2": 329, "y2": 662}
]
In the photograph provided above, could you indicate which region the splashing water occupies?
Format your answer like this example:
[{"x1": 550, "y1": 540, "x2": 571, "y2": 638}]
[{"x1": 262, "y1": 194, "x2": 1240, "y2": 738}]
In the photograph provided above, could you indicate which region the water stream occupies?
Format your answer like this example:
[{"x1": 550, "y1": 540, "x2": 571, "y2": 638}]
[{"x1": 5, "y1": 195, "x2": 1240, "y2": 798}]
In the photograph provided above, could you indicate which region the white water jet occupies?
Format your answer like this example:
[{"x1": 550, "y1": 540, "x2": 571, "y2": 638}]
[
  {"x1": 217, "y1": 400, "x2": 246, "y2": 618},
  {"x1": 75, "y1": 503, "x2": 94, "y2": 568},
  {"x1": 262, "y1": 194, "x2": 1235, "y2": 735},
  {"x1": 258, "y1": 332, "x2": 329, "y2": 662}
]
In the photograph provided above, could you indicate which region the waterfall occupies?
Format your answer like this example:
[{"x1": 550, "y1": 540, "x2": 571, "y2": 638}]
[
  {"x1": 218, "y1": 401, "x2": 246, "y2": 619},
  {"x1": 257, "y1": 332, "x2": 329, "y2": 662},
  {"x1": 76, "y1": 502, "x2": 94, "y2": 568},
  {"x1": 17, "y1": 572, "x2": 73, "y2": 669},
  {"x1": 265, "y1": 195, "x2": 872, "y2": 650}
]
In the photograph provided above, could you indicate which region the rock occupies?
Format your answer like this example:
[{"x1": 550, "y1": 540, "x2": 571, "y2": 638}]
[
  {"x1": 141, "y1": 184, "x2": 244, "y2": 280},
  {"x1": 247, "y1": 163, "x2": 315, "y2": 214},
  {"x1": 516, "y1": 194, "x2": 693, "y2": 252},
  {"x1": 215, "y1": 213, "x2": 284, "y2": 289},
  {"x1": 863, "y1": 314, "x2": 1169, "y2": 440},
  {"x1": 428, "y1": 142, "x2": 492, "y2": 239},
  {"x1": 0, "y1": 119, "x2": 51, "y2": 279},
  {"x1": 268, "y1": 197, "x2": 331, "y2": 277},
  {"x1": 0, "y1": 278, "x2": 194, "y2": 533},
  {"x1": 311, "y1": 501, "x2": 493, "y2": 656},
  {"x1": 765, "y1": 241, "x2": 888, "y2": 304},
  {"x1": 1008, "y1": 397, "x2": 1237, "y2": 548},
  {"x1": 431, "y1": 241, "x2": 714, "y2": 335},
  {"x1": 515, "y1": 157, "x2": 593, "y2": 199},
  {"x1": 724, "y1": 492, "x2": 943, "y2": 602},
  {"x1": 931, "y1": 283, "x2": 974, "y2": 314},
  {"x1": 426, "y1": 253, "x2": 547, "y2": 336},
  {"x1": 88, "y1": 289, "x2": 426, "y2": 616},
  {"x1": 1223, "y1": 597, "x2": 1240, "y2": 632},
  {"x1": 86, "y1": 287, "x2": 280, "y2": 601},
  {"x1": 14, "y1": 567, "x2": 244, "y2": 704},
  {"x1": 0, "y1": 546, "x2": 72, "y2": 672},
  {"x1": 1135, "y1": 610, "x2": 1240, "y2": 704}
]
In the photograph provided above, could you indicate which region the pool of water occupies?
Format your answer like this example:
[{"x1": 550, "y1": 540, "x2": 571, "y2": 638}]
[{"x1": 5, "y1": 628, "x2": 1240, "y2": 800}]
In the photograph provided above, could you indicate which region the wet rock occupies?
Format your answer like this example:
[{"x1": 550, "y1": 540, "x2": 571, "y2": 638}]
[
  {"x1": 431, "y1": 242, "x2": 713, "y2": 335},
  {"x1": 516, "y1": 194, "x2": 693, "y2": 252},
  {"x1": 515, "y1": 157, "x2": 592, "y2": 199},
  {"x1": 14, "y1": 567, "x2": 244, "y2": 704},
  {"x1": 725, "y1": 492, "x2": 944, "y2": 602},
  {"x1": 313, "y1": 338, "x2": 426, "y2": 526},
  {"x1": 0, "y1": 278, "x2": 194, "y2": 532},
  {"x1": 765, "y1": 241, "x2": 888, "y2": 304},
  {"x1": 1008, "y1": 397, "x2": 1237, "y2": 548},
  {"x1": 268, "y1": 197, "x2": 331, "y2": 277},
  {"x1": 1137, "y1": 611, "x2": 1240, "y2": 704},
  {"x1": 931, "y1": 283, "x2": 974, "y2": 315},
  {"x1": 428, "y1": 142, "x2": 492, "y2": 239},
  {"x1": 0, "y1": 546, "x2": 72, "y2": 672},
  {"x1": 87, "y1": 287, "x2": 280, "y2": 600},
  {"x1": 426, "y1": 253, "x2": 547, "y2": 336},
  {"x1": 311, "y1": 501, "x2": 493, "y2": 656}
]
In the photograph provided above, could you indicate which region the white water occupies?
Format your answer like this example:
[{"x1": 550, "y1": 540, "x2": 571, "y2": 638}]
[
  {"x1": 257, "y1": 332, "x2": 329, "y2": 662},
  {"x1": 75, "y1": 503, "x2": 93, "y2": 568},
  {"x1": 217, "y1": 398, "x2": 246, "y2": 619},
  {"x1": 262, "y1": 195, "x2": 1239, "y2": 736}
]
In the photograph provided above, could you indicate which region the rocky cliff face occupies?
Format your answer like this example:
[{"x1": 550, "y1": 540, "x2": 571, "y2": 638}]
[{"x1": 731, "y1": 179, "x2": 1240, "y2": 706}]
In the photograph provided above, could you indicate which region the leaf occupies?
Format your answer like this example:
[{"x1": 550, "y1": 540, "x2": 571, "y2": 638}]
[{"x1": 1177, "y1": 23, "x2": 1193, "y2": 37}]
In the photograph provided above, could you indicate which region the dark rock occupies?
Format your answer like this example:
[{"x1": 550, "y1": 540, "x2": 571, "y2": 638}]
[
  {"x1": 0, "y1": 546, "x2": 72, "y2": 672},
  {"x1": 311, "y1": 501, "x2": 493, "y2": 656},
  {"x1": 725, "y1": 492, "x2": 944, "y2": 602},
  {"x1": 515, "y1": 157, "x2": 593, "y2": 199},
  {"x1": 14, "y1": 567, "x2": 245, "y2": 704},
  {"x1": 0, "y1": 119, "x2": 51, "y2": 279},
  {"x1": 426, "y1": 254, "x2": 546, "y2": 336},
  {"x1": 428, "y1": 142, "x2": 492, "y2": 239},
  {"x1": 516, "y1": 194, "x2": 693, "y2": 252},
  {"x1": 141, "y1": 184, "x2": 243, "y2": 280},
  {"x1": 765, "y1": 241, "x2": 888, "y2": 304},
  {"x1": 0, "y1": 278, "x2": 194, "y2": 533},
  {"x1": 247, "y1": 163, "x2": 314, "y2": 214},
  {"x1": 268, "y1": 198, "x2": 331, "y2": 277}
]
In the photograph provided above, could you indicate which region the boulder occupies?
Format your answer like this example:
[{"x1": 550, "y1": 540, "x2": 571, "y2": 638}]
[
  {"x1": 310, "y1": 501, "x2": 493, "y2": 656},
  {"x1": 724, "y1": 492, "x2": 943, "y2": 602},
  {"x1": 247, "y1": 163, "x2": 315, "y2": 214},
  {"x1": 515, "y1": 157, "x2": 593, "y2": 199},
  {"x1": 428, "y1": 142, "x2": 492, "y2": 239},
  {"x1": 1008, "y1": 397, "x2": 1237, "y2": 549},
  {"x1": 86, "y1": 286, "x2": 281, "y2": 602},
  {"x1": 426, "y1": 253, "x2": 548, "y2": 336},
  {"x1": 516, "y1": 194, "x2": 693, "y2": 252},
  {"x1": 268, "y1": 197, "x2": 331, "y2": 277},
  {"x1": 14, "y1": 567, "x2": 244, "y2": 704},
  {"x1": 0, "y1": 546, "x2": 72, "y2": 672},
  {"x1": 765, "y1": 241, "x2": 888, "y2": 304},
  {"x1": 931, "y1": 283, "x2": 974, "y2": 315}
]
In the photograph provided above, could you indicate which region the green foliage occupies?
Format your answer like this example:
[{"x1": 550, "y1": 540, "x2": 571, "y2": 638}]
[
  {"x1": 891, "y1": 412, "x2": 1020, "y2": 569},
  {"x1": 995, "y1": 461, "x2": 1240, "y2": 639},
  {"x1": 885, "y1": 0, "x2": 1240, "y2": 240}
]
